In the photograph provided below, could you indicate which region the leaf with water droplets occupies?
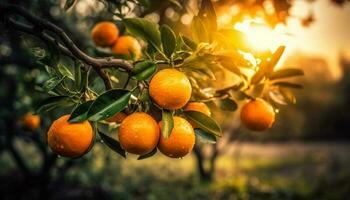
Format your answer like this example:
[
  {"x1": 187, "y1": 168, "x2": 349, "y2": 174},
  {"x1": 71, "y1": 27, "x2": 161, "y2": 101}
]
[
  {"x1": 87, "y1": 89, "x2": 131, "y2": 121},
  {"x1": 68, "y1": 101, "x2": 94, "y2": 123},
  {"x1": 137, "y1": 148, "x2": 157, "y2": 160},
  {"x1": 194, "y1": 128, "x2": 217, "y2": 144},
  {"x1": 98, "y1": 131, "x2": 126, "y2": 158}
]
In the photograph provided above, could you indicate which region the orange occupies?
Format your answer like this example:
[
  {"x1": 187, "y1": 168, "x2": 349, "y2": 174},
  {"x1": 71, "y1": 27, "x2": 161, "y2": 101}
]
[
  {"x1": 21, "y1": 112, "x2": 41, "y2": 130},
  {"x1": 111, "y1": 36, "x2": 142, "y2": 60},
  {"x1": 47, "y1": 115, "x2": 93, "y2": 158},
  {"x1": 149, "y1": 69, "x2": 192, "y2": 110},
  {"x1": 106, "y1": 112, "x2": 127, "y2": 123},
  {"x1": 91, "y1": 21, "x2": 119, "y2": 47},
  {"x1": 184, "y1": 102, "x2": 211, "y2": 128},
  {"x1": 118, "y1": 112, "x2": 160, "y2": 155},
  {"x1": 158, "y1": 116, "x2": 195, "y2": 158},
  {"x1": 240, "y1": 98, "x2": 275, "y2": 131}
]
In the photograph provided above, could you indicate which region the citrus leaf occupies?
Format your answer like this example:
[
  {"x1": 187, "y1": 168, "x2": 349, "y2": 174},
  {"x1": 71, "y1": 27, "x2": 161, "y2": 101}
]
[
  {"x1": 98, "y1": 131, "x2": 126, "y2": 158},
  {"x1": 35, "y1": 96, "x2": 69, "y2": 114},
  {"x1": 131, "y1": 61, "x2": 157, "y2": 80},
  {"x1": 184, "y1": 111, "x2": 221, "y2": 137},
  {"x1": 279, "y1": 87, "x2": 297, "y2": 104},
  {"x1": 88, "y1": 89, "x2": 131, "y2": 121},
  {"x1": 251, "y1": 83, "x2": 265, "y2": 98},
  {"x1": 215, "y1": 29, "x2": 250, "y2": 51},
  {"x1": 216, "y1": 98, "x2": 237, "y2": 111},
  {"x1": 168, "y1": 0, "x2": 182, "y2": 9},
  {"x1": 198, "y1": 0, "x2": 217, "y2": 36},
  {"x1": 273, "y1": 81, "x2": 303, "y2": 89},
  {"x1": 160, "y1": 110, "x2": 174, "y2": 139},
  {"x1": 160, "y1": 25, "x2": 176, "y2": 58},
  {"x1": 269, "y1": 68, "x2": 304, "y2": 80},
  {"x1": 68, "y1": 101, "x2": 94, "y2": 123},
  {"x1": 64, "y1": 0, "x2": 75, "y2": 11},
  {"x1": 191, "y1": 16, "x2": 209, "y2": 43},
  {"x1": 58, "y1": 63, "x2": 74, "y2": 80},
  {"x1": 74, "y1": 61, "x2": 82, "y2": 89},
  {"x1": 123, "y1": 18, "x2": 161, "y2": 49},
  {"x1": 194, "y1": 128, "x2": 217, "y2": 144},
  {"x1": 267, "y1": 46, "x2": 285, "y2": 73},
  {"x1": 137, "y1": 148, "x2": 157, "y2": 160},
  {"x1": 180, "y1": 35, "x2": 197, "y2": 51},
  {"x1": 43, "y1": 76, "x2": 65, "y2": 92}
]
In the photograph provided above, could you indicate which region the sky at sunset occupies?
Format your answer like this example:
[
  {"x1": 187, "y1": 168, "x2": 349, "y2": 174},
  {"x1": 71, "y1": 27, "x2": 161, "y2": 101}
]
[{"x1": 277, "y1": 0, "x2": 350, "y2": 78}]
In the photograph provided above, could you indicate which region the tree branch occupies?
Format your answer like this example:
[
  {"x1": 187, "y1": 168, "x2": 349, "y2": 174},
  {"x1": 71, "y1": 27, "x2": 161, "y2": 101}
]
[{"x1": 0, "y1": 3, "x2": 134, "y2": 90}]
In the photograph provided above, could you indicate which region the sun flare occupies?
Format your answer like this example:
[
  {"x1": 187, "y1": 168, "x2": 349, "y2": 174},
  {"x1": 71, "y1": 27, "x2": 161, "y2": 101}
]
[{"x1": 234, "y1": 18, "x2": 285, "y2": 53}]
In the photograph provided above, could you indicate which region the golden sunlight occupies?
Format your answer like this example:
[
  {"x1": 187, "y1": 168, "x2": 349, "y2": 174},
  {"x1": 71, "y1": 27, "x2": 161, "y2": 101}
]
[{"x1": 234, "y1": 17, "x2": 284, "y2": 53}]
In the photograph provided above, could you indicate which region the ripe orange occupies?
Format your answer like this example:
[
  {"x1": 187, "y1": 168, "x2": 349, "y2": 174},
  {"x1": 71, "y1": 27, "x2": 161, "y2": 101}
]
[
  {"x1": 91, "y1": 21, "x2": 119, "y2": 47},
  {"x1": 149, "y1": 69, "x2": 192, "y2": 110},
  {"x1": 106, "y1": 112, "x2": 127, "y2": 123},
  {"x1": 47, "y1": 115, "x2": 93, "y2": 158},
  {"x1": 21, "y1": 112, "x2": 41, "y2": 130},
  {"x1": 184, "y1": 102, "x2": 211, "y2": 128},
  {"x1": 158, "y1": 116, "x2": 195, "y2": 158},
  {"x1": 111, "y1": 36, "x2": 142, "y2": 60},
  {"x1": 240, "y1": 98, "x2": 275, "y2": 131},
  {"x1": 118, "y1": 112, "x2": 160, "y2": 155}
]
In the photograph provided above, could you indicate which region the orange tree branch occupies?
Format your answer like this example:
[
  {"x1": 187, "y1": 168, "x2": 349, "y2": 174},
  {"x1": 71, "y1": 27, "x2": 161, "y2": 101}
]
[{"x1": 1, "y1": 3, "x2": 133, "y2": 90}]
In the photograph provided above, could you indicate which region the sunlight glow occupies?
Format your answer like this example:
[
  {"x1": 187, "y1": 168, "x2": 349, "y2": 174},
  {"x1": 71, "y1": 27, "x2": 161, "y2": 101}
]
[{"x1": 234, "y1": 17, "x2": 285, "y2": 53}]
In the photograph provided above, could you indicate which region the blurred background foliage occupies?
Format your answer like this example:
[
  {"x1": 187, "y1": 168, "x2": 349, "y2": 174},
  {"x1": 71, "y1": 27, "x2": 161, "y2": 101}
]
[{"x1": 0, "y1": 0, "x2": 350, "y2": 199}]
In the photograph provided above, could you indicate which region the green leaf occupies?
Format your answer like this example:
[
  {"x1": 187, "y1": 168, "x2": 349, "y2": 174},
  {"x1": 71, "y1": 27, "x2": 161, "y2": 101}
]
[
  {"x1": 161, "y1": 110, "x2": 174, "y2": 139},
  {"x1": 215, "y1": 29, "x2": 250, "y2": 51},
  {"x1": 180, "y1": 35, "x2": 197, "y2": 51},
  {"x1": 58, "y1": 63, "x2": 74, "y2": 80},
  {"x1": 131, "y1": 61, "x2": 157, "y2": 80},
  {"x1": 216, "y1": 98, "x2": 237, "y2": 111},
  {"x1": 88, "y1": 89, "x2": 131, "y2": 121},
  {"x1": 198, "y1": 0, "x2": 217, "y2": 37},
  {"x1": 168, "y1": 0, "x2": 182, "y2": 9},
  {"x1": 64, "y1": 0, "x2": 75, "y2": 11},
  {"x1": 184, "y1": 111, "x2": 221, "y2": 137},
  {"x1": 137, "y1": 148, "x2": 157, "y2": 160},
  {"x1": 68, "y1": 101, "x2": 94, "y2": 123},
  {"x1": 194, "y1": 128, "x2": 217, "y2": 144},
  {"x1": 266, "y1": 46, "x2": 285, "y2": 73},
  {"x1": 35, "y1": 96, "x2": 69, "y2": 114},
  {"x1": 98, "y1": 131, "x2": 126, "y2": 158},
  {"x1": 251, "y1": 61, "x2": 268, "y2": 84},
  {"x1": 251, "y1": 83, "x2": 265, "y2": 98},
  {"x1": 279, "y1": 87, "x2": 297, "y2": 104},
  {"x1": 191, "y1": 16, "x2": 209, "y2": 43},
  {"x1": 273, "y1": 81, "x2": 303, "y2": 89},
  {"x1": 43, "y1": 76, "x2": 65, "y2": 92},
  {"x1": 160, "y1": 25, "x2": 176, "y2": 58},
  {"x1": 123, "y1": 18, "x2": 161, "y2": 49},
  {"x1": 269, "y1": 68, "x2": 304, "y2": 80},
  {"x1": 74, "y1": 61, "x2": 82, "y2": 89}
]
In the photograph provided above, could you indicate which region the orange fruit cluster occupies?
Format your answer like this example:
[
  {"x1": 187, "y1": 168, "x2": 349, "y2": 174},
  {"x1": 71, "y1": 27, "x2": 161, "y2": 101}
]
[{"x1": 91, "y1": 21, "x2": 141, "y2": 60}]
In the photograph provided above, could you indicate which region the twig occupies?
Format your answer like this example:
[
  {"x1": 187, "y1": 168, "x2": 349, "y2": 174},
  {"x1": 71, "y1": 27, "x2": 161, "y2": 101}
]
[{"x1": 0, "y1": 4, "x2": 134, "y2": 90}]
